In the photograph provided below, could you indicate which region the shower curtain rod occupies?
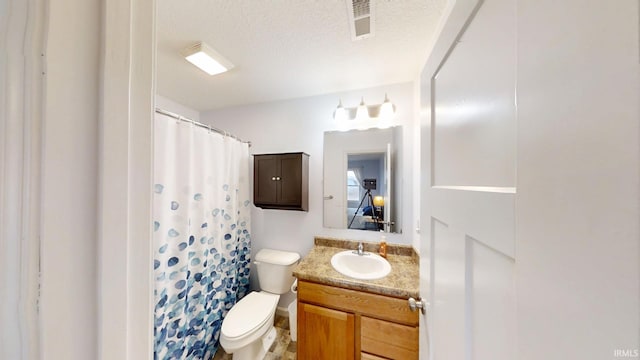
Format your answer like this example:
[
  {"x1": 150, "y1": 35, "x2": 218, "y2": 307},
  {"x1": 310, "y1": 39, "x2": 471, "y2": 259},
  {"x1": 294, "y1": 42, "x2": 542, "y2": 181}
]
[{"x1": 155, "y1": 107, "x2": 251, "y2": 146}]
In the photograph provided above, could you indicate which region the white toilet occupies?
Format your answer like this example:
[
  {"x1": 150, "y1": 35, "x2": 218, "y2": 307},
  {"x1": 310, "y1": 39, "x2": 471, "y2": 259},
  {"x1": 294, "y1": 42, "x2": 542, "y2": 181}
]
[{"x1": 220, "y1": 248, "x2": 300, "y2": 360}]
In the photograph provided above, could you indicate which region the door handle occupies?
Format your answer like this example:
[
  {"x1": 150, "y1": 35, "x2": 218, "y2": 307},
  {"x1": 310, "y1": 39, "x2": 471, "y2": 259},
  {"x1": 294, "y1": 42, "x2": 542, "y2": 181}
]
[
  {"x1": 408, "y1": 297, "x2": 426, "y2": 314},
  {"x1": 323, "y1": 195, "x2": 334, "y2": 200}
]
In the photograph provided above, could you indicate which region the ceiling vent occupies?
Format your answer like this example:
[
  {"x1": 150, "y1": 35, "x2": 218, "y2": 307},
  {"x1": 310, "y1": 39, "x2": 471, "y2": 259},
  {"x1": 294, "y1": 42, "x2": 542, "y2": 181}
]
[{"x1": 346, "y1": 0, "x2": 375, "y2": 40}]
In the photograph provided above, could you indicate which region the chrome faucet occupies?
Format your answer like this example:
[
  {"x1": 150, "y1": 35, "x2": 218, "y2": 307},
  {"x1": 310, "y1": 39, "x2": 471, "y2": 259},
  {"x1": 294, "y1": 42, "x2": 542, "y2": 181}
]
[{"x1": 357, "y1": 242, "x2": 364, "y2": 256}]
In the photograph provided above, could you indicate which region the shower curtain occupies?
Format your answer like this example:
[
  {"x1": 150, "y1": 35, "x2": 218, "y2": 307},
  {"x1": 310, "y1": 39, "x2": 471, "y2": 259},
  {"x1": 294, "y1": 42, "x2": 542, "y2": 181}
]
[{"x1": 153, "y1": 114, "x2": 251, "y2": 360}]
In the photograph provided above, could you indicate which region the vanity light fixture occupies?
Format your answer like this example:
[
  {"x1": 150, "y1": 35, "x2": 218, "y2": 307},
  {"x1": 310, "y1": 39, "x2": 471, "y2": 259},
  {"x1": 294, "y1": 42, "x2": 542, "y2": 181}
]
[
  {"x1": 183, "y1": 42, "x2": 234, "y2": 76},
  {"x1": 333, "y1": 95, "x2": 396, "y2": 120}
]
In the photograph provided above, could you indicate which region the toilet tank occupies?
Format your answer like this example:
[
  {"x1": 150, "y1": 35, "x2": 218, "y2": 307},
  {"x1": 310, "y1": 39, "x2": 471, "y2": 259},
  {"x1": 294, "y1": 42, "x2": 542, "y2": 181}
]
[{"x1": 254, "y1": 249, "x2": 300, "y2": 294}]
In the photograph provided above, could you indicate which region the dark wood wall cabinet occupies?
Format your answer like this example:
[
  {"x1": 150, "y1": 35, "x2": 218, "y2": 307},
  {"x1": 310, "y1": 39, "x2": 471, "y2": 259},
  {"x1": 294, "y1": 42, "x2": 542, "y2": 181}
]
[{"x1": 253, "y1": 152, "x2": 309, "y2": 211}]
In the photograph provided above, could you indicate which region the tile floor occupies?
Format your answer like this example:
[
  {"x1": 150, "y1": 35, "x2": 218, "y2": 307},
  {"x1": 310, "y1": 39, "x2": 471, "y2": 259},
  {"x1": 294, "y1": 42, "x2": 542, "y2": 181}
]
[{"x1": 213, "y1": 313, "x2": 296, "y2": 360}]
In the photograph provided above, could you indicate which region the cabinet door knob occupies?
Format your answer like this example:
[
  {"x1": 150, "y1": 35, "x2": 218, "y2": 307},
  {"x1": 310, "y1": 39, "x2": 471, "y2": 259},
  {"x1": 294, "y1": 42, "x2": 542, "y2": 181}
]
[
  {"x1": 408, "y1": 297, "x2": 426, "y2": 314},
  {"x1": 271, "y1": 177, "x2": 277, "y2": 181},
  {"x1": 276, "y1": 176, "x2": 281, "y2": 181}
]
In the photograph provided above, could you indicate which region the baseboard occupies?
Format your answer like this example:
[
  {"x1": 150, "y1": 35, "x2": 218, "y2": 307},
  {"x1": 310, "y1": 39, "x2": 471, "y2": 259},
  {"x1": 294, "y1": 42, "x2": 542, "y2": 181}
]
[{"x1": 276, "y1": 306, "x2": 289, "y2": 317}]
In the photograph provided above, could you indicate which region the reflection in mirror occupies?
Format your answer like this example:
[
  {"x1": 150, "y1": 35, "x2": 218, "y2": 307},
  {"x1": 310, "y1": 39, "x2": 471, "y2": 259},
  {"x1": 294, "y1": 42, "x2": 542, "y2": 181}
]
[
  {"x1": 346, "y1": 153, "x2": 385, "y2": 231},
  {"x1": 323, "y1": 127, "x2": 402, "y2": 233}
]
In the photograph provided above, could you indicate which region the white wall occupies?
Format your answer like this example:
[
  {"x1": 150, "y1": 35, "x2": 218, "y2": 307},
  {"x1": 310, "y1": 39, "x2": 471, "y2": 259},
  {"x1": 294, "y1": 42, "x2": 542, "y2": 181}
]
[
  {"x1": 0, "y1": 0, "x2": 44, "y2": 358},
  {"x1": 200, "y1": 82, "x2": 417, "y2": 307},
  {"x1": 99, "y1": 0, "x2": 155, "y2": 358},
  {"x1": 40, "y1": 0, "x2": 101, "y2": 358},
  {"x1": 156, "y1": 94, "x2": 200, "y2": 122},
  {"x1": 516, "y1": 0, "x2": 639, "y2": 358}
]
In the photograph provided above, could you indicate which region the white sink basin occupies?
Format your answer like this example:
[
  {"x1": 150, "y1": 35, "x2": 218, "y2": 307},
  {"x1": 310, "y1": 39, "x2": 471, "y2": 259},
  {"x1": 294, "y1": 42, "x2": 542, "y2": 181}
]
[{"x1": 330, "y1": 250, "x2": 391, "y2": 280}]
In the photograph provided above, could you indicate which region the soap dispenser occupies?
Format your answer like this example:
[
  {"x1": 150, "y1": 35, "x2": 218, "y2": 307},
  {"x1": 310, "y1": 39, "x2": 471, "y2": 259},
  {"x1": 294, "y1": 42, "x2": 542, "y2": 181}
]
[{"x1": 378, "y1": 231, "x2": 387, "y2": 258}]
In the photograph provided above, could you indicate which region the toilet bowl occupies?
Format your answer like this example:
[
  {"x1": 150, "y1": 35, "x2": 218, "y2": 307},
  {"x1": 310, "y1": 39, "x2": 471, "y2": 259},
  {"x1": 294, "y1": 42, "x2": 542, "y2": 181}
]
[
  {"x1": 219, "y1": 248, "x2": 300, "y2": 360},
  {"x1": 219, "y1": 291, "x2": 279, "y2": 359}
]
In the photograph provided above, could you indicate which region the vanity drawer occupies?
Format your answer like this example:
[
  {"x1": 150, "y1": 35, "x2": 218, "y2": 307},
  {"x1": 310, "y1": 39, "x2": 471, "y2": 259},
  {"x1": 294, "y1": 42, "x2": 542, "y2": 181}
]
[
  {"x1": 298, "y1": 280, "x2": 418, "y2": 326},
  {"x1": 360, "y1": 316, "x2": 419, "y2": 360},
  {"x1": 361, "y1": 353, "x2": 387, "y2": 360}
]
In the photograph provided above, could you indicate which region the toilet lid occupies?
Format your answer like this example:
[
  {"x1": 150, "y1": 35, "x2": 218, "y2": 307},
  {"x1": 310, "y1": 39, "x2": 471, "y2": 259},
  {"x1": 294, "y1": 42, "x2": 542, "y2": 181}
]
[{"x1": 221, "y1": 292, "x2": 279, "y2": 339}]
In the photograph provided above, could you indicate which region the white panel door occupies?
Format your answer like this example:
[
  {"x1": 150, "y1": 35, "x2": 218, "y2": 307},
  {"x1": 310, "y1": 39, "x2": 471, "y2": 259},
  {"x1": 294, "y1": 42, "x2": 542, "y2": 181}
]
[
  {"x1": 420, "y1": 1, "x2": 639, "y2": 359},
  {"x1": 419, "y1": 0, "x2": 516, "y2": 359}
]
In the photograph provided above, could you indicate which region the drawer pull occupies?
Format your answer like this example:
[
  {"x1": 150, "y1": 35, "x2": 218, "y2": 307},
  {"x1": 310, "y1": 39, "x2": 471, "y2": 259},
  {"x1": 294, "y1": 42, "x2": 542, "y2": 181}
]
[{"x1": 408, "y1": 297, "x2": 426, "y2": 315}]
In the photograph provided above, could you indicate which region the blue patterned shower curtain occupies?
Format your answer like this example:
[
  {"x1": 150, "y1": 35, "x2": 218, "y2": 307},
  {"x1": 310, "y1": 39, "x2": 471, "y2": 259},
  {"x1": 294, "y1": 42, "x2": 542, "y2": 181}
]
[{"x1": 153, "y1": 114, "x2": 251, "y2": 359}]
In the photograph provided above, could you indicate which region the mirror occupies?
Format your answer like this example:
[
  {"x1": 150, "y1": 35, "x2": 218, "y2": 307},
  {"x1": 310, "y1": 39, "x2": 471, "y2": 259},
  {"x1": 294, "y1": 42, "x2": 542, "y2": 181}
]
[{"x1": 323, "y1": 126, "x2": 402, "y2": 233}]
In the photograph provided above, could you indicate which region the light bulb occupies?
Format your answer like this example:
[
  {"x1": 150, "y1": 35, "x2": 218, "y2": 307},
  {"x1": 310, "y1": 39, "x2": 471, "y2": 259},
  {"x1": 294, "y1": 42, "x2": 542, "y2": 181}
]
[
  {"x1": 356, "y1": 97, "x2": 368, "y2": 120},
  {"x1": 379, "y1": 93, "x2": 395, "y2": 119},
  {"x1": 334, "y1": 99, "x2": 347, "y2": 121},
  {"x1": 373, "y1": 196, "x2": 384, "y2": 207}
]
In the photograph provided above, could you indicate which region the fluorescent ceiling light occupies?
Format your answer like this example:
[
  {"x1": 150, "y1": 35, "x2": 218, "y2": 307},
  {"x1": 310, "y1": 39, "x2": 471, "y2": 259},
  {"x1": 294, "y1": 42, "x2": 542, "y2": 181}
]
[{"x1": 183, "y1": 42, "x2": 234, "y2": 76}]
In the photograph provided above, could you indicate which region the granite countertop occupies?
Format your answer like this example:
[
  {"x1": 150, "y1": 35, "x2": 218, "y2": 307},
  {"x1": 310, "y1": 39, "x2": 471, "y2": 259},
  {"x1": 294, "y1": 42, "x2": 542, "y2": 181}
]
[{"x1": 293, "y1": 237, "x2": 420, "y2": 299}]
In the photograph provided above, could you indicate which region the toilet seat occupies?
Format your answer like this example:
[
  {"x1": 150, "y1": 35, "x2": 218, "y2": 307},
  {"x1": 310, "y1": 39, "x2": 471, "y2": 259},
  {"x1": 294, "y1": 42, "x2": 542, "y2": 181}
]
[{"x1": 220, "y1": 291, "x2": 279, "y2": 346}]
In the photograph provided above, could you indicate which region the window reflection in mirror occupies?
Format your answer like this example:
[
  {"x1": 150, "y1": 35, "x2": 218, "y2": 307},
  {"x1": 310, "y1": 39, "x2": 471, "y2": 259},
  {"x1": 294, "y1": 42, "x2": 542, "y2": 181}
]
[
  {"x1": 346, "y1": 170, "x2": 361, "y2": 203},
  {"x1": 323, "y1": 126, "x2": 402, "y2": 233}
]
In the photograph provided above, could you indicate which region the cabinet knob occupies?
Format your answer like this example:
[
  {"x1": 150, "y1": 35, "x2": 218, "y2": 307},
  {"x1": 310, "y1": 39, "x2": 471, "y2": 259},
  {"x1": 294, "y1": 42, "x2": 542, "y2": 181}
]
[
  {"x1": 276, "y1": 176, "x2": 281, "y2": 181},
  {"x1": 408, "y1": 297, "x2": 426, "y2": 314},
  {"x1": 271, "y1": 177, "x2": 276, "y2": 181}
]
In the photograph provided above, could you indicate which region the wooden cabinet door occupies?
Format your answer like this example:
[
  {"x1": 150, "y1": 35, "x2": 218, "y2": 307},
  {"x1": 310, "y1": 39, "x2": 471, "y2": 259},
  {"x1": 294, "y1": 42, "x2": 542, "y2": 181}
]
[
  {"x1": 277, "y1": 153, "x2": 302, "y2": 206},
  {"x1": 298, "y1": 302, "x2": 355, "y2": 360},
  {"x1": 253, "y1": 155, "x2": 278, "y2": 205}
]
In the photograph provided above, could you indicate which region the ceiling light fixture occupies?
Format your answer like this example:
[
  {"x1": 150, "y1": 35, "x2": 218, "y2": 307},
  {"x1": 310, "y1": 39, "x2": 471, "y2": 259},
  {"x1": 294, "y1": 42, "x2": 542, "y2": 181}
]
[
  {"x1": 183, "y1": 42, "x2": 234, "y2": 76},
  {"x1": 333, "y1": 95, "x2": 396, "y2": 121}
]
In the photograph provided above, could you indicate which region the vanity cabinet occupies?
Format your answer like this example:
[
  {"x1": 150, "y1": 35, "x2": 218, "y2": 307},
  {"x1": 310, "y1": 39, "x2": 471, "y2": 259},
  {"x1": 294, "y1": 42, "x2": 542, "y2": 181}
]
[
  {"x1": 253, "y1": 152, "x2": 309, "y2": 211},
  {"x1": 297, "y1": 280, "x2": 419, "y2": 360}
]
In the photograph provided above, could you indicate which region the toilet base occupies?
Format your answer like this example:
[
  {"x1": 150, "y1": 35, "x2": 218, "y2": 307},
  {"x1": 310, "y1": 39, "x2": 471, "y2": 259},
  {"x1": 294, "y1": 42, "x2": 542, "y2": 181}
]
[{"x1": 230, "y1": 326, "x2": 277, "y2": 360}]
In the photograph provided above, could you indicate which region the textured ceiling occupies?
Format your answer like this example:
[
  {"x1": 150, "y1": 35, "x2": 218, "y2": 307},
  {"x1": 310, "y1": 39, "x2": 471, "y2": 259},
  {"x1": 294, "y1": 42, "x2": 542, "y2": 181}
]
[{"x1": 156, "y1": 0, "x2": 446, "y2": 111}]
